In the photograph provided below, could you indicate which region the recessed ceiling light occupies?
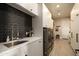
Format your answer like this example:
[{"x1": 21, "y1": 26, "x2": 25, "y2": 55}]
[
  {"x1": 58, "y1": 13, "x2": 61, "y2": 16},
  {"x1": 56, "y1": 5, "x2": 60, "y2": 8}
]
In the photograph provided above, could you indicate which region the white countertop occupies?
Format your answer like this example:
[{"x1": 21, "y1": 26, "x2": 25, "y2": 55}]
[{"x1": 0, "y1": 37, "x2": 42, "y2": 55}]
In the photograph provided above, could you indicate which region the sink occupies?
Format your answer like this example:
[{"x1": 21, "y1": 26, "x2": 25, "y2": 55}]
[{"x1": 4, "y1": 41, "x2": 28, "y2": 48}]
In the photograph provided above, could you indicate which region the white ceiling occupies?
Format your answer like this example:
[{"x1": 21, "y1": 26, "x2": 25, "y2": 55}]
[{"x1": 45, "y1": 3, "x2": 74, "y2": 19}]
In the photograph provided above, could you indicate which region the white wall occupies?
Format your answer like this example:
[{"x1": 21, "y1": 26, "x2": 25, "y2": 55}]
[
  {"x1": 32, "y1": 4, "x2": 43, "y2": 55},
  {"x1": 54, "y1": 18, "x2": 71, "y2": 39},
  {"x1": 32, "y1": 4, "x2": 43, "y2": 37}
]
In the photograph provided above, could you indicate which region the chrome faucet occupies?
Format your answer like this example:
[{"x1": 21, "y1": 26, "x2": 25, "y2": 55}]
[{"x1": 11, "y1": 25, "x2": 14, "y2": 46}]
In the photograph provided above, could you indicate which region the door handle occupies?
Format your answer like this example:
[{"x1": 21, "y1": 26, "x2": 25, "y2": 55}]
[{"x1": 76, "y1": 33, "x2": 78, "y2": 43}]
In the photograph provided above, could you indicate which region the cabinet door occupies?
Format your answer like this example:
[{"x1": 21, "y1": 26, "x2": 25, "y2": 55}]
[
  {"x1": 17, "y1": 3, "x2": 30, "y2": 11},
  {"x1": 48, "y1": 17, "x2": 53, "y2": 29},
  {"x1": 30, "y1": 3, "x2": 38, "y2": 15},
  {"x1": 2, "y1": 48, "x2": 20, "y2": 56},
  {"x1": 71, "y1": 16, "x2": 79, "y2": 49},
  {"x1": 43, "y1": 4, "x2": 53, "y2": 28},
  {"x1": 20, "y1": 44, "x2": 28, "y2": 56},
  {"x1": 27, "y1": 39, "x2": 43, "y2": 56},
  {"x1": 43, "y1": 4, "x2": 48, "y2": 27},
  {"x1": 17, "y1": 3, "x2": 38, "y2": 16}
]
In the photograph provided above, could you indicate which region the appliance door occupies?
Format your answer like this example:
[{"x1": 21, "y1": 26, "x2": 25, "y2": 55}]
[
  {"x1": 43, "y1": 27, "x2": 48, "y2": 56},
  {"x1": 43, "y1": 28, "x2": 54, "y2": 56}
]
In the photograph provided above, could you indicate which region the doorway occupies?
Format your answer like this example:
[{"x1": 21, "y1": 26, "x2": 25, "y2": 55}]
[{"x1": 56, "y1": 34, "x2": 60, "y2": 39}]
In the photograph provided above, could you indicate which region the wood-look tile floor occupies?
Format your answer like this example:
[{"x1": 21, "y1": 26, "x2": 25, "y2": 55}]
[{"x1": 49, "y1": 39, "x2": 75, "y2": 56}]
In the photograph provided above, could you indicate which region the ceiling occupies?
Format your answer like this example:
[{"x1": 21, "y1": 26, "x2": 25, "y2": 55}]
[{"x1": 45, "y1": 3, "x2": 74, "y2": 19}]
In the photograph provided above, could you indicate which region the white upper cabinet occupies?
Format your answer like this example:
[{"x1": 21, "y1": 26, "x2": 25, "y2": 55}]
[
  {"x1": 17, "y1": 3, "x2": 38, "y2": 16},
  {"x1": 71, "y1": 3, "x2": 79, "y2": 20},
  {"x1": 49, "y1": 18, "x2": 53, "y2": 29},
  {"x1": 8, "y1": 3, "x2": 38, "y2": 16},
  {"x1": 42, "y1": 4, "x2": 53, "y2": 29}
]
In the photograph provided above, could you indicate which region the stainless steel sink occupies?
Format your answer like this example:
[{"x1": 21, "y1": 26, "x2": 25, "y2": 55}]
[{"x1": 4, "y1": 41, "x2": 28, "y2": 48}]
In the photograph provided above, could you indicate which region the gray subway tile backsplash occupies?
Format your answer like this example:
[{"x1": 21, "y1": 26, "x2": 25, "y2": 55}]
[{"x1": 0, "y1": 3, "x2": 32, "y2": 42}]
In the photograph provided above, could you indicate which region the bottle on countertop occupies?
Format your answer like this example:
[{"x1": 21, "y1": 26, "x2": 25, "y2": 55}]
[
  {"x1": 26, "y1": 32, "x2": 28, "y2": 36},
  {"x1": 29, "y1": 31, "x2": 34, "y2": 37},
  {"x1": 26, "y1": 31, "x2": 33, "y2": 37},
  {"x1": 6, "y1": 36, "x2": 9, "y2": 42}
]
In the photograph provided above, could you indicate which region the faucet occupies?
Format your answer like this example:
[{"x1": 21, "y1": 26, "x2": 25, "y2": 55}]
[
  {"x1": 11, "y1": 24, "x2": 20, "y2": 46},
  {"x1": 11, "y1": 25, "x2": 14, "y2": 46}
]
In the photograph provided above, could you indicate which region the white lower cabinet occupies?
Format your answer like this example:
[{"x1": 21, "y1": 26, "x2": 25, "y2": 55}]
[
  {"x1": 1, "y1": 44, "x2": 27, "y2": 56},
  {"x1": 27, "y1": 39, "x2": 43, "y2": 56},
  {"x1": 19, "y1": 44, "x2": 28, "y2": 56},
  {"x1": 0, "y1": 38, "x2": 43, "y2": 56},
  {"x1": 2, "y1": 48, "x2": 20, "y2": 56}
]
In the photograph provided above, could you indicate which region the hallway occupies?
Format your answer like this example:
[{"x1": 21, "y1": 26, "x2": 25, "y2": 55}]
[{"x1": 49, "y1": 39, "x2": 75, "y2": 56}]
